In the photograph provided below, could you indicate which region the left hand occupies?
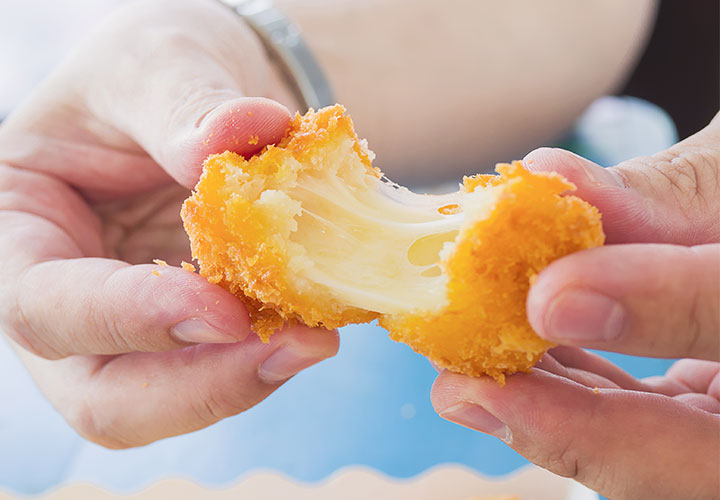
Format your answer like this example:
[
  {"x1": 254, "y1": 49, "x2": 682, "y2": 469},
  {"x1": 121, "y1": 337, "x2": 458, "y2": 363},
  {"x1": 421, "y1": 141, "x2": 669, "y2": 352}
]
[
  {"x1": 0, "y1": 0, "x2": 337, "y2": 449},
  {"x1": 431, "y1": 113, "x2": 720, "y2": 500}
]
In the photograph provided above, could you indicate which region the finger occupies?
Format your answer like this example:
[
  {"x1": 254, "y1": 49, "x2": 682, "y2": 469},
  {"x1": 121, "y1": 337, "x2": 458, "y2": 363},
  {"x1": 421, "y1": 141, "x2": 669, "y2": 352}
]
[
  {"x1": 642, "y1": 360, "x2": 720, "y2": 398},
  {"x1": 640, "y1": 375, "x2": 690, "y2": 396},
  {"x1": 84, "y1": 0, "x2": 293, "y2": 188},
  {"x1": 666, "y1": 359, "x2": 720, "y2": 398},
  {"x1": 14, "y1": 325, "x2": 339, "y2": 448},
  {"x1": 8, "y1": 258, "x2": 251, "y2": 358},
  {"x1": 0, "y1": 173, "x2": 248, "y2": 358},
  {"x1": 534, "y1": 353, "x2": 622, "y2": 390},
  {"x1": 674, "y1": 394, "x2": 720, "y2": 414},
  {"x1": 527, "y1": 243, "x2": 720, "y2": 360},
  {"x1": 0, "y1": 165, "x2": 103, "y2": 259},
  {"x1": 547, "y1": 346, "x2": 647, "y2": 391},
  {"x1": 117, "y1": 94, "x2": 291, "y2": 189},
  {"x1": 432, "y1": 370, "x2": 720, "y2": 500},
  {"x1": 1, "y1": 0, "x2": 294, "y2": 195},
  {"x1": 523, "y1": 113, "x2": 720, "y2": 245},
  {"x1": 535, "y1": 347, "x2": 647, "y2": 392}
]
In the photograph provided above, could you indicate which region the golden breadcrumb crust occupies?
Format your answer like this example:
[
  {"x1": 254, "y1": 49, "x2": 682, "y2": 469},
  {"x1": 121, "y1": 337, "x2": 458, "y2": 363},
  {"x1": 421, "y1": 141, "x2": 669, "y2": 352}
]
[
  {"x1": 381, "y1": 163, "x2": 604, "y2": 381},
  {"x1": 182, "y1": 106, "x2": 378, "y2": 338},
  {"x1": 181, "y1": 105, "x2": 604, "y2": 381}
]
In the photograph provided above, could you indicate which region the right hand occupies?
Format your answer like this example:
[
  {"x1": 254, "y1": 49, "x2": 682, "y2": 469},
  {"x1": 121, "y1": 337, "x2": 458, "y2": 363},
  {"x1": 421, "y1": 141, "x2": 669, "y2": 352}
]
[
  {"x1": 0, "y1": 0, "x2": 338, "y2": 449},
  {"x1": 432, "y1": 115, "x2": 720, "y2": 500}
]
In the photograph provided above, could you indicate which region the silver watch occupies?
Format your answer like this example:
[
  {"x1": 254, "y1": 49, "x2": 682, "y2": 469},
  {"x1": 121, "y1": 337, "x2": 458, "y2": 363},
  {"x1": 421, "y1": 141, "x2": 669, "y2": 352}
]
[{"x1": 218, "y1": 0, "x2": 335, "y2": 111}]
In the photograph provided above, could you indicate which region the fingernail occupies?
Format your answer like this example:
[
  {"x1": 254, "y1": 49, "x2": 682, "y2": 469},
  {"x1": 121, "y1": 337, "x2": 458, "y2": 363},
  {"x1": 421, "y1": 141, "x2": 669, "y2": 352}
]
[
  {"x1": 258, "y1": 344, "x2": 327, "y2": 383},
  {"x1": 544, "y1": 288, "x2": 625, "y2": 342},
  {"x1": 440, "y1": 402, "x2": 512, "y2": 443},
  {"x1": 171, "y1": 318, "x2": 240, "y2": 344}
]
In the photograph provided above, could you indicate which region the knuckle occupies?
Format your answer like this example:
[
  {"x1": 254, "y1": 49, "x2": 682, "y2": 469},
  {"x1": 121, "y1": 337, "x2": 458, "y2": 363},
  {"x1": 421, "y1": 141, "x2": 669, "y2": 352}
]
[
  {"x1": 93, "y1": 306, "x2": 131, "y2": 353},
  {"x1": 65, "y1": 398, "x2": 137, "y2": 450},
  {"x1": 524, "y1": 413, "x2": 608, "y2": 487},
  {"x1": 666, "y1": 358, "x2": 697, "y2": 377},
  {"x1": 684, "y1": 284, "x2": 704, "y2": 358},
  {"x1": 0, "y1": 302, "x2": 48, "y2": 360},
  {"x1": 532, "y1": 437, "x2": 582, "y2": 480},
  {"x1": 529, "y1": 435, "x2": 610, "y2": 490},
  {"x1": 87, "y1": 267, "x2": 134, "y2": 354},
  {"x1": 3, "y1": 270, "x2": 65, "y2": 360},
  {"x1": 3, "y1": 328, "x2": 64, "y2": 360},
  {"x1": 196, "y1": 395, "x2": 232, "y2": 423},
  {"x1": 191, "y1": 391, "x2": 249, "y2": 424},
  {"x1": 184, "y1": 351, "x2": 255, "y2": 423},
  {"x1": 683, "y1": 246, "x2": 720, "y2": 358},
  {"x1": 628, "y1": 148, "x2": 719, "y2": 217}
]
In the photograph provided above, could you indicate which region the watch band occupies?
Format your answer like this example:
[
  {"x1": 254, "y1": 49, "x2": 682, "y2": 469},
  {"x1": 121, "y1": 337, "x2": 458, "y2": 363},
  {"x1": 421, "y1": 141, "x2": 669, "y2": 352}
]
[{"x1": 218, "y1": 0, "x2": 335, "y2": 111}]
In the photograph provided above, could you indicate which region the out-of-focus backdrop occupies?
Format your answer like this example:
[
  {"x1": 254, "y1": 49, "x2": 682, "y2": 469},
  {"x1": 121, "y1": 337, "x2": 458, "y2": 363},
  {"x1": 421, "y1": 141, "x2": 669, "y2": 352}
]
[{"x1": 0, "y1": 0, "x2": 717, "y2": 496}]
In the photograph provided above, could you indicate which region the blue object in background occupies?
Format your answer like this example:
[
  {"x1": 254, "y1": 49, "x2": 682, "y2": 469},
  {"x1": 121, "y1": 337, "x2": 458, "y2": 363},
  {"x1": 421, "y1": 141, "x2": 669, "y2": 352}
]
[{"x1": 560, "y1": 96, "x2": 678, "y2": 167}]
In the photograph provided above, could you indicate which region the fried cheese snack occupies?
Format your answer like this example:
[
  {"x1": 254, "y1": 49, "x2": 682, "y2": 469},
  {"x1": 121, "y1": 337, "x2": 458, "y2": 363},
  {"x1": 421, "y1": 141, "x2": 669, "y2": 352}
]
[{"x1": 181, "y1": 105, "x2": 604, "y2": 381}]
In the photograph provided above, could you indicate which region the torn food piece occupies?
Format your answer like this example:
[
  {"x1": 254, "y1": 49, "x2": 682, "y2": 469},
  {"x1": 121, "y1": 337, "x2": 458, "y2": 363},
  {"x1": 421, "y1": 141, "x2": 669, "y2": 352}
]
[{"x1": 181, "y1": 105, "x2": 604, "y2": 381}]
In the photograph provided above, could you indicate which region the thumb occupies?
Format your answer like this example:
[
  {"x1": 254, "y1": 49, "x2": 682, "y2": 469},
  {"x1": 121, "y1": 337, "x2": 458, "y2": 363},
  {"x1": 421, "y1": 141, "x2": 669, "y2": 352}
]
[
  {"x1": 526, "y1": 243, "x2": 720, "y2": 360},
  {"x1": 432, "y1": 370, "x2": 720, "y2": 500},
  {"x1": 523, "y1": 112, "x2": 720, "y2": 245},
  {"x1": 83, "y1": 0, "x2": 293, "y2": 187},
  {"x1": 16, "y1": 325, "x2": 339, "y2": 448}
]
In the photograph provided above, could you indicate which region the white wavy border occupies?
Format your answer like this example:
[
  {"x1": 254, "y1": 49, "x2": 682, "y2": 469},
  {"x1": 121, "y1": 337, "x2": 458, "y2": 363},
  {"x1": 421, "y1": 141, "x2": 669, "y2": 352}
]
[{"x1": 0, "y1": 464, "x2": 598, "y2": 500}]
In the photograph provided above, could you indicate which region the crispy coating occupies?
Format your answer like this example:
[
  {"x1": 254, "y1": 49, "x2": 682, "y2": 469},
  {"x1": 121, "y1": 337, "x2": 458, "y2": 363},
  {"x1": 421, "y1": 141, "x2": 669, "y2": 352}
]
[
  {"x1": 381, "y1": 163, "x2": 604, "y2": 381},
  {"x1": 181, "y1": 106, "x2": 378, "y2": 338},
  {"x1": 181, "y1": 105, "x2": 604, "y2": 381}
]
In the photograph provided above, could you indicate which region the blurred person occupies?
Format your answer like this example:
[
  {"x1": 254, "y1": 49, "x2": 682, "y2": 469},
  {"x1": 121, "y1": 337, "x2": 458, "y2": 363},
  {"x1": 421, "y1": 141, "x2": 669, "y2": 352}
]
[{"x1": 0, "y1": 1, "x2": 717, "y2": 499}]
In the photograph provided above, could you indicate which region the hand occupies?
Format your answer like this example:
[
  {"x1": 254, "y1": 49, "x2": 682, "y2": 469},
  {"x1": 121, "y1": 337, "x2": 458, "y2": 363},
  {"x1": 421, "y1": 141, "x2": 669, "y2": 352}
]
[
  {"x1": 432, "y1": 113, "x2": 720, "y2": 500},
  {"x1": 0, "y1": 0, "x2": 338, "y2": 449}
]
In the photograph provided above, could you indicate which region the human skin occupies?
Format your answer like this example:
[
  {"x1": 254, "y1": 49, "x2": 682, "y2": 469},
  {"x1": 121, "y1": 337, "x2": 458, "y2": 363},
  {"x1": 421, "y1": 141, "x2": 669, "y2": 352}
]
[
  {"x1": 432, "y1": 117, "x2": 720, "y2": 499},
  {"x1": 0, "y1": 0, "x2": 334, "y2": 448},
  {"x1": 0, "y1": 0, "x2": 709, "y2": 496}
]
